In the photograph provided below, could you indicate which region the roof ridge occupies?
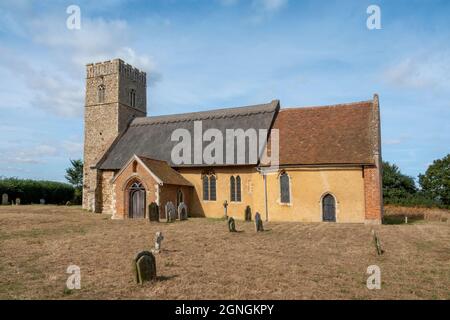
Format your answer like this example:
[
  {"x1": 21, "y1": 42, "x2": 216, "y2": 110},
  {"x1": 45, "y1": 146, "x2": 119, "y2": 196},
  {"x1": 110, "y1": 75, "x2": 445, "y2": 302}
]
[
  {"x1": 136, "y1": 155, "x2": 167, "y2": 163},
  {"x1": 130, "y1": 100, "x2": 279, "y2": 127},
  {"x1": 281, "y1": 100, "x2": 373, "y2": 112}
]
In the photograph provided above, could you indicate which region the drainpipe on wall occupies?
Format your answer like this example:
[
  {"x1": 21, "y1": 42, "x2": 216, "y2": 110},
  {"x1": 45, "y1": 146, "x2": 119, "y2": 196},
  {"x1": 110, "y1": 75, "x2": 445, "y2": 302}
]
[
  {"x1": 257, "y1": 167, "x2": 269, "y2": 222},
  {"x1": 263, "y1": 173, "x2": 268, "y2": 222}
]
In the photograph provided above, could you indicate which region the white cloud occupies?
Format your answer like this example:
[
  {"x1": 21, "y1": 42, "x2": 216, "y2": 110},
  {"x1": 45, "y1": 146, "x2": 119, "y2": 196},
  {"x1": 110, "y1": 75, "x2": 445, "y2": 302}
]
[
  {"x1": 254, "y1": 0, "x2": 288, "y2": 12},
  {"x1": 384, "y1": 139, "x2": 402, "y2": 145},
  {"x1": 384, "y1": 52, "x2": 450, "y2": 91},
  {"x1": 62, "y1": 140, "x2": 83, "y2": 158},
  {"x1": 0, "y1": 47, "x2": 84, "y2": 117},
  {"x1": 0, "y1": 14, "x2": 160, "y2": 118},
  {"x1": 219, "y1": 0, "x2": 239, "y2": 6},
  {"x1": 0, "y1": 144, "x2": 58, "y2": 164},
  {"x1": 218, "y1": 0, "x2": 288, "y2": 15}
]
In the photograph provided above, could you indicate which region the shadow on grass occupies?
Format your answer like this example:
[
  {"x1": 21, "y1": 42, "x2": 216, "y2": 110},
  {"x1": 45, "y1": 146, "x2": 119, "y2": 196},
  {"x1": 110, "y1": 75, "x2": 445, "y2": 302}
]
[
  {"x1": 157, "y1": 275, "x2": 178, "y2": 282},
  {"x1": 383, "y1": 215, "x2": 424, "y2": 225}
]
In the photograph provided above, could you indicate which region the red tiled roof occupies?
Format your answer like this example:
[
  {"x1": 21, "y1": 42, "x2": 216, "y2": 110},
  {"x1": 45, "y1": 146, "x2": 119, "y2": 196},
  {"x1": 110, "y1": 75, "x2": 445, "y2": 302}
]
[
  {"x1": 138, "y1": 156, "x2": 193, "y2": 186},
  {"x1": 272, "y1": 101, "x2": 376, "y2": 166}
]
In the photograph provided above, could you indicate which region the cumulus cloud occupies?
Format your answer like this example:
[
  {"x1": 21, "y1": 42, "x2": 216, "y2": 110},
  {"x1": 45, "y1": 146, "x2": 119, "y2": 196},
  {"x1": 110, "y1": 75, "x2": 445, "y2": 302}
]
[
  {"x1": 254, "y1": 0, "x2": 288, "y2": 12},
  {"x1": 0, "y1": 47, "x2": 84, "y2": 117},
  {"x1": 218, "y1": 0, "x2": 288, "y2": 15},
  {"x1": 62, "y1": 140, "x2": 83, "y2": 158},
  {"x1": 384, "y1": 52, "x2": 450, "y2": 91},
  {"x1": 0, "y1": 144, "x2": 58, "y2": 164},
  {"x1": 218, "y1": 0, "x2": 239, "y2": 6},
  {"x1": 0, "y1": 11, "x2": 159, "y2": 118},
  {"x1": 0, "y1": 140, "x2": 83, "y2": 166}
]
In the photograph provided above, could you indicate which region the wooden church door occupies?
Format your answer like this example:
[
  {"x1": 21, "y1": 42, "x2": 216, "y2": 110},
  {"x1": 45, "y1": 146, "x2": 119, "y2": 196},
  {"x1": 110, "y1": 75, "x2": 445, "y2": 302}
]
[{"x1": 129, "y1": 182, "x2": 146, "y2": 219}]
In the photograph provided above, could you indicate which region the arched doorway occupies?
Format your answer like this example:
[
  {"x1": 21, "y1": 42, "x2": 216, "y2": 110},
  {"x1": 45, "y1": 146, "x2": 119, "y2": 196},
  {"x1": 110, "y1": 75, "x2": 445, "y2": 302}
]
[
  {"x1": 322, "y1": 194, "x2": 336, "y2": 222},
  {"x1": 129, "y1": 181, "x2": 146, "y2": 219}
]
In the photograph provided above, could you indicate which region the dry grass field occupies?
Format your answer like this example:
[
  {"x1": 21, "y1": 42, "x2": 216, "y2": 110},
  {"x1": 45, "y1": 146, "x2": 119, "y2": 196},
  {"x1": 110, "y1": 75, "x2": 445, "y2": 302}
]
[{"x1": 0, "y1": 205, "x2": 449, "y2": 300}]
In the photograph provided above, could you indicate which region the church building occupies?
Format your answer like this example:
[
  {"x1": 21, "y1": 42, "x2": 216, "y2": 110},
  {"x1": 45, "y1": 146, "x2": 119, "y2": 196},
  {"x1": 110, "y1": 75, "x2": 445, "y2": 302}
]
[{"x1": 83, "y1": 59, "x2": 383, "y2": 224}]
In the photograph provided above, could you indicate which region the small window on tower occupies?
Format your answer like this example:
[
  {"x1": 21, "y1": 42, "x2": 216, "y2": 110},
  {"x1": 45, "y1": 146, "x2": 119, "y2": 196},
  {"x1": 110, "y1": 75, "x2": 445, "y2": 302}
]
[
  {"x1": 130, "y1": 89, "x2": 136, "y2": 107},
  {"x1": 98, "y1": 85, "x2": 105, "y2": 103}
]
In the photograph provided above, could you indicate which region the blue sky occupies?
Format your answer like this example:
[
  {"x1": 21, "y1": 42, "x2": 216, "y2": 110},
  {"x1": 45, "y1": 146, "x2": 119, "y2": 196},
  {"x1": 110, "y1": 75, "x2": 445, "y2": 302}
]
[{"x1": 0, "y1": 0, "x2": 449, "y2": 182}]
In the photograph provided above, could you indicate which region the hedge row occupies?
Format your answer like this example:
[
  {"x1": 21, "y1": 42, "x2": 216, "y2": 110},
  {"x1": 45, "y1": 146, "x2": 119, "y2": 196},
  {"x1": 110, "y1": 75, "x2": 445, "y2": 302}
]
[
  {"x1": 0, "y1": 177, "x2": 75, "y2": 205},
  {"x1": 384, "y1": 194, "x2": 450, "y2": 209}
]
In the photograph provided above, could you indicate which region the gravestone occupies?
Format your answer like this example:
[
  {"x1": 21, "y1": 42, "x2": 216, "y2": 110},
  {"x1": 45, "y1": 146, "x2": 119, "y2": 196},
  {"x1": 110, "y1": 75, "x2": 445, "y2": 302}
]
[
  {"x1": 39, "y1": 199, "x2": 45, "y2": 205},
  {"x1": 1, "y1": 194, "x2": 8, "y2": 205},
  {"x1": 132, "y1": 251, "x2": 157, "y2": 284},
  {"x1": 228, "y1": 217, "x2": 237, "y2": 232},
  {"x1": 255, "y1": 212, "x2": 264, "y2": 232},
  {"x1": 165, "y1": 201, "x2": 176, "y2": 222},
  {"x1": 148, "y1": 202, "x2": 159, "y2": 222},
  {"x1": 153, "y1": 232, "x2": 164, "y2": 253},
  {"x1": 372, "y1": 230, "x2": 383, "y2": 255},
  {"x1": 245, "y1": 205, "x2": 252, "y2": 221},
  {"x1": 178, "y1": 202, "x2": 188, "y2": 220},
  {"x1": 15, "y1": 198, "x2": 21, "y2": 205}
]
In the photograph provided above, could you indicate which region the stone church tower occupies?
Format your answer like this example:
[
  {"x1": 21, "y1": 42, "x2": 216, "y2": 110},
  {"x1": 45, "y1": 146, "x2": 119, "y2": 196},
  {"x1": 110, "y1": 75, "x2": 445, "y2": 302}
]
[{"x1": 83, "y1": 59, "x2": 147, "y2": 212}]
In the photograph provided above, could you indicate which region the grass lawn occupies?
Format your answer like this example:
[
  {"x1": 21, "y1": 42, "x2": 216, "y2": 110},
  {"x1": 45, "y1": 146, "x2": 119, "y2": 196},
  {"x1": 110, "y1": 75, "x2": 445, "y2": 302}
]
[{"x1": 0, "y1": 205, "x2": 449, "y2": 300}]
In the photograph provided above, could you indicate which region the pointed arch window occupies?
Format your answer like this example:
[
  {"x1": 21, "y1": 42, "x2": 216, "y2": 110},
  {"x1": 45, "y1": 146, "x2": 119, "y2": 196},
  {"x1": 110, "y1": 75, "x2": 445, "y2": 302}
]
[
  {"x1": 230, "y1": 176, "x2": 236, "y2": 202},
  {"x1": 230, "y1": 175, "x2": 241, "y2": 202},
  {"x1": 98, "y1": 85, "x2": 105, "y2": 103},
  {"x1": 130, "y1": 89, "x2": 136, "y2": 107},
  {"x1": 280, "y1": 172, "x2": 290, "y2": 204},
  {"x1": 210, "y1": 176, "x2": 216, "y2": 201},
  {"x1": 202, "y1": 175, "x2": 209, "y2": 201},
  {"x1": 236, "y1": 176, "x2": 241, "y2": 202},
  {"x1": 202, "y1": 174, "x2": 217, "y2": 201}
]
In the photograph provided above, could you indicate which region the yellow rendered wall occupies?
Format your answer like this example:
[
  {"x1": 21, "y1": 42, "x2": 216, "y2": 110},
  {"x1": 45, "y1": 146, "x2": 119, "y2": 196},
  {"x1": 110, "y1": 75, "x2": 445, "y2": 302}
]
[
  {"x1": 261, "y1": 168, "x2": 366, "y2": 223},
  {"x1": 178, "y1": 166, "x2": 366, "y2": 223}
]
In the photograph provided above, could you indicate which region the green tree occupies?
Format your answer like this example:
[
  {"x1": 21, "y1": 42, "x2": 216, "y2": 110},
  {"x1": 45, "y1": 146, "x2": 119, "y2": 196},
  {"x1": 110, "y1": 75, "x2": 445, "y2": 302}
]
[
  {"x1": 65, "y1": 159, "x2": 83, "y2": 204},
  {"x1": 382, "y1": 161, "x2": 417, "y2": 202},
  {"x1": 419, "y1": 154, "x2": 450, "y2": 205}
]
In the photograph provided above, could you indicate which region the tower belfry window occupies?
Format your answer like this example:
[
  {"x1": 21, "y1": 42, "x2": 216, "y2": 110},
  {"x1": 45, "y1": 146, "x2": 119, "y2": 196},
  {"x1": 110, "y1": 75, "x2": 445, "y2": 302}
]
[
  {"x1": 130, "y1": 89, "x2": 136, "y2": 107},
  {"x1": 98, "y1": 85, "x2": 105, "y2": 103}
]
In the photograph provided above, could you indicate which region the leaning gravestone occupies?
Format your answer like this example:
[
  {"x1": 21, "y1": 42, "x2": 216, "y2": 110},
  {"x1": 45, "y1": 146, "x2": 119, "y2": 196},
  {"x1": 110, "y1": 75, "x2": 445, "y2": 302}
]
[
  {"x1": 255, "y1": 212, "x2": 264, "y2": 232},
  {"x1": 178, "y1": 202, "x2": 188, "y2": 220},
  {"x1": 2, "y1": 194, "x2": 8, "y2": 205},
  {"x1": 153, "y1": 232, "x2": 164, "y2": 253},
  {"x1": 372, "y1": 230, "x2": 383, "y2": 255},
  {"x1": 228, "y1": 217, "x2": 237, "y2": 232},
  {"x1": 148, "y1": 202, "x2": 159, "y2": 222},
  {"x1": 165, "y1": 201, "x2": 176, "y2": 222},
  {"x1": 132, "y1": 251, "x2": 157, "y2": 284},
  {"x1": 15, "y1": 198, "x2": 21, "y2": 205},
  {"x1": 245, "y1": 205, "x2": 252, "y2": 221}
]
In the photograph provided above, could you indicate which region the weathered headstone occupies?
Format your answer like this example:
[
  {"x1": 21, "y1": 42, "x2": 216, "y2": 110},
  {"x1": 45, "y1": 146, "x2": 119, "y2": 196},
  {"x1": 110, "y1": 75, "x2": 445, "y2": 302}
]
[
  {"x1": 153, "y1": 232, "x2": 164, "y2": 253},
  {"x1": 245, "y1": 205, "x2": 252, "y2": 221},
  {"x1": 228, "y1": 217, "x2": 237, "y2": 232},
  {"x1": 178, "y1": 202, "x2": 188, "y2": 220},
  {"x1": 148, "y1": 202, "x2": 159, "y2": 222},
  {"x1": 15, "y1": 198, "x2": 21, "y2": 205},
  {"x1": 372, "y1": 230, "x2": 383, "y2": 255},
  {"x1": 132, "y1": 251, "x2": 157, "y2": 284},
  {"x1": 255, "y1": 212, "x2": 264, "y2": 232},
  {"x1": 39, "y1": 199, "x2": 45, "y2": 205},
  {"x1": 165, "y1": 201, "x2": 176, "y2": 222},
  {"x1": 1, "y1": 194, "x2": 8, "y2": 205}
]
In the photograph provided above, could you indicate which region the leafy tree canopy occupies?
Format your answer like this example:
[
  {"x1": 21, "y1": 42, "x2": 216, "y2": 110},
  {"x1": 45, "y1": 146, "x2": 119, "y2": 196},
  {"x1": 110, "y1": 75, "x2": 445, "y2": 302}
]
[
  {"x1": 419, "y1": 154, "x2": 450, "y2": 205},
  {"x1": 382, "y1": 161, "x2": 417, "y2": 201}
]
